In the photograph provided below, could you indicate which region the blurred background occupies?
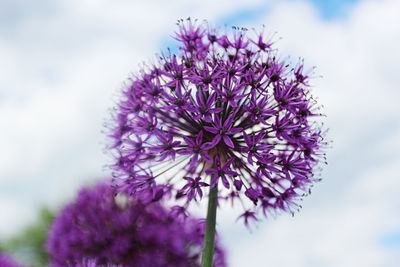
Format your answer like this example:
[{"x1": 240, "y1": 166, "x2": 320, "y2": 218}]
[{"x1": 1, "y1": 0, "x2": 399, "y2": 266}]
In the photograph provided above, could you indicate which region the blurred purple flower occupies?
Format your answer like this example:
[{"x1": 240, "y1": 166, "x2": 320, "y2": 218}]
[
  {"x1": 0, "y1": 253, "x2": 25, "y2": 267},
  {"x1": 46, "y1": 181, "x2": 226, "y2": 267},
  {"x1": 108, "y1": 18, "x2": 327, "y2": 222},
  {"x1": 238, "y1": 211, "x2": 258, "y2": 227}
]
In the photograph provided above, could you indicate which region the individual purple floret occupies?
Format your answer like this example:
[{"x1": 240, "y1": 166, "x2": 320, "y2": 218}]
[
  {"x1": 108, "y1": 18, "x2": 327, "y2": 222},
  {"x1": 46, "y1": 181, "x2": 226, "y2": 267},
  {"x1": 0, "y1": 253, "x2": 25, "y2": 267}
]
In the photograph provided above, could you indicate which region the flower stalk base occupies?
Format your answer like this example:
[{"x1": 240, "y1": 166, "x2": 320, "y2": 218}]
[{"x1": 201, "y1": 183, "x2": 218, "y2": 267}]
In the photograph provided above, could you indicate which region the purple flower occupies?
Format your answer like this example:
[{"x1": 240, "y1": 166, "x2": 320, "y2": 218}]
[
  {"x1": 241, "y1": 131, "x2": 273, "y2": 165},
  {"x1": 244, "y1": 91, "x2": 276, "y2": 125},
  {"x1": 46, "y1": 181, "x2": 226, "y2": 267},
  {"x1": 0, "y1": 253, "x2": 25, "y2": 267},
  {"x1": 108, "y1": 18, "x2": 327, "y2": 223},
  {"x1": 179, "y1": 130, "x2": 212, "y2": 171},
  {"x1": 238, "y1": 210, "x2": 258, "y2": 227},
  {"x1": 188, "y1": 91, "x2": 222, "y2": 122},
  {"x1": 205, "y1": 156, "x2": 239, "y2": 189},
  {"x1": 203, "y1": 111, "x2": 243, "y2": 149},
  {"x1": 150, "y1": 133, "x2": 181, "y2": 161},
  {"x1": 178, "y1": 176, "x2": 209, "y2": 201},
  {"x1": 213, "y1": 80, "x2": 246, "y2": 107}
]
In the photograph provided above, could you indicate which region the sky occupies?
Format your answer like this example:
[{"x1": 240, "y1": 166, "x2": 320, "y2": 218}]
[{"x1": 1, "y1": 0, "x2": 399, "y2": 266}]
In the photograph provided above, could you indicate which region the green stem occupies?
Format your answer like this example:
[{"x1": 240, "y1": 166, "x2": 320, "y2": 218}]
[{"x1": 201, "y1": 182, "x2": 218, "y2": 267}]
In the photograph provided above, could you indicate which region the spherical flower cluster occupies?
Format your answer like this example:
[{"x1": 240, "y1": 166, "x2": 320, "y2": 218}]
[
  {"x1": 46, "y1": 181, "x2": 226, "y2": 267},
  {"x1": 109, "y1": 18, "x2": 327, "y2": 223},
  {"x1": 0, "y1": 253, "x2": 25, "y2": 267}
]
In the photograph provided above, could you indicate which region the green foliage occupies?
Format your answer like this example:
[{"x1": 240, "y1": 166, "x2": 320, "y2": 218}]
[
  {"x1": 3, "y1": 207, "x2": 55, "y2": 267},
  {"x1": 0, "y1": 240, "x2": 6, "y2": 252}
]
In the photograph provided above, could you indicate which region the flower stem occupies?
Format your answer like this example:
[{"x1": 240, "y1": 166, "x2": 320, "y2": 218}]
[{"x1": 201, "y1": 183, "x2": 218, "y2": 267}]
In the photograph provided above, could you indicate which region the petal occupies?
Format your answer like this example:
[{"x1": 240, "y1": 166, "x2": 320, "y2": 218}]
[
  {"x1": 214, "y1": 114, "x2": 222, "y2": 127},
  {"x1": 203, "y1": 141, "x2": 216, "y2": 150},
  {"x1": 186, "y1": 104, "x2": 197, "y2": 112},
  {"x1": 200, "y1": 151, "x2": 212, "y2": 162},
  {"x1": 197, "y1": 188, "x2": 203, "y2": 199},
  {"x1": 190, "y1": 153, "x2": 199, "y2": 166},
  {"x1": 193, "y1": 114, "x2": 202, "y2": 120},
  {"x1": 210, "y1": 107, "x2": 224, "y2": 113},
  {"x1": 172, "y1": 141, "x2": 181, "y2": 146},
  {"x1": 204, "y1": 114, "x2": 212, "y2": 123},
  {"x1": 223, "y1": 158, "x2": 234, "y2": 168},
  {"x1": 178, "y1": 148, "x2": 192, "y2": 155},
  {"x1": 213, "y1": 155, "x2": 221, "y2": 168},
  {"x1": 206, "y1": 92, "x2": 217, "y2": 105},
  {"x1": 226, "y1": 170, "x2": 239, "y2": 177},
  {"x1": 183, "y1": 176, "x2": 195, "y2": 182},
  {"x1": 223, "y1": 135, "x2": 234, "y2": 148},
  {"x1": 229, "y1": 100, "x2": 238, "y2": 107},
  {"x1": 247, "y1": 153, "x2": 254, "y2": 165},
  {"x1": 205, "y1": 169, "x2": 218, "y2": 175},
  {"x1": 227, "y1": 127, "x2": 243, "y2": 135},
  {"x1": 213, "y1": 86, "x2": 224, "y2": 96},
  {"x1": 183, "y1": 136, "x2": 195, "y2": 146},
  {"x1": 204, "y1": 126, "x2": 219, "y2": 134},
  {"x1": 210, "y1": 135, "x2": 222, "y2": 147},
  {"x1": 196, "y1": 131, "x2": 204, "y2": 144},
  {"x1": 255, "y1": 132, "x2": 266, "y2": 142},
  {"x1": 257, "y1": 144, "x2": 272, "y2": 150},
  {"x1": 221, "y1": 175, "x2": 230, "y2": 189},
  {"x1": 199, "y1": 182, "x2": 209, "y2": 187},
  {"x1": 243, "y1": 131, "x2": 251, "y2": 145},
  {"x1": 233, "y1": 94, "x2": 247, "y2": 100},
  {"x1": 210, "y1": 176, "x2": 219, "y2": 188},
  {"x1": 158, "y1": 153, "x2": 168, "y2": 161},
  {"x1": 187, "y1": 190, "x2": 195, "y2": 201},
  {"x1": 223, "y1": 113, "x2": 235, "y2": 129},
  {"x1": 195, "y1": 89, "x2": 205, "y2": 105},
  {"x1": 234, "y1": 180, "x2": 243, "y2": 191}
]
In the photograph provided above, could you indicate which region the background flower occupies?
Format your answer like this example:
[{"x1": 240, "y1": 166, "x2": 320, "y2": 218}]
[
  {"x1": 46, "y1": 181, "x2": 226, "y2": 267},
  {"x1": 0, "y1": 253, "x2": 25, "y2": 267}
]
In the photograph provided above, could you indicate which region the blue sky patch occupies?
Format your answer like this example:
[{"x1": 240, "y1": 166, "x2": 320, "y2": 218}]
[
  {"x1": 159, "y1": 38, "x2": 180, "y2": 55},
  {"x1": 217, "y1": 5, "x2": 268, "y2": 26},
  {"x1": 380, "y1": 231, "x2": 400, "y2": 247},
  {"x1": 309, "y1": 0, "x2": 359, "y2": 19},
  {"x1": 217, "y1": 0, "x2": 359, "y2": 26}
]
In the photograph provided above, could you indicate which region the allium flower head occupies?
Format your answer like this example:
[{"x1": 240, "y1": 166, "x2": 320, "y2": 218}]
[
  {"x1": 109, "y1": 18, "x2": 327, "y2": 222},
  {"x1": 46, "y1": 181, "x2": 226, "y2": 267},
  {"x1": 0, "y1": 253, "x2": 25, "y2": 267}
]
